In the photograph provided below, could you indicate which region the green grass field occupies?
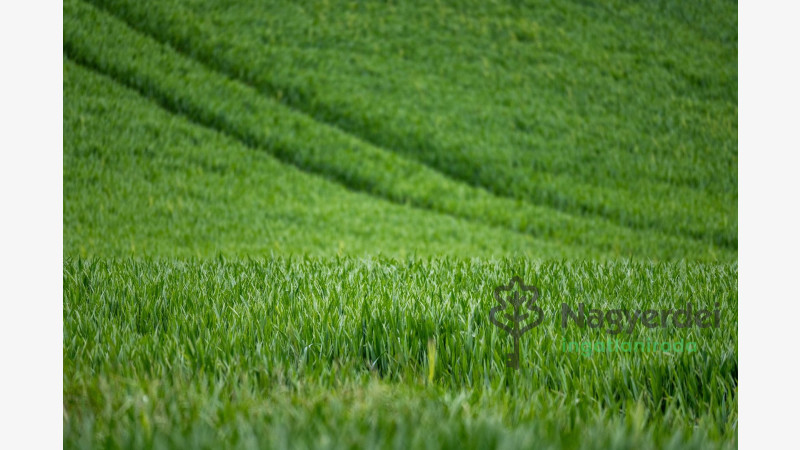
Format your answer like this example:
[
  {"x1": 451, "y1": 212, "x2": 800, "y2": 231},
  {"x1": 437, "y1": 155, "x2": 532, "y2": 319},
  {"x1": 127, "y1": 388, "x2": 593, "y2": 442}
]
[{"x1": 63, "y1": 0, "x2": 737, "y2": 448}]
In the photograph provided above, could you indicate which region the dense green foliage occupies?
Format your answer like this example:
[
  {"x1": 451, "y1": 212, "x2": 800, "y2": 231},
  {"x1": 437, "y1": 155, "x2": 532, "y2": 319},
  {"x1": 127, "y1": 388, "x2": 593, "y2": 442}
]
[
  {"x1": 64, "y1": 0, "x2": 736, "y2": 260},
  {"x1": 63, "y1": 0, "x2": 737, "y2": 448},
  {"x1": 87, "y1": 0, "x2": 737, "y2": 249},
  {"x1": 64, "y1": 59, "x2": 573, "y2": 258},
  {"x1": 64, "y1": 259, "x2": 737, "y2": 449}
]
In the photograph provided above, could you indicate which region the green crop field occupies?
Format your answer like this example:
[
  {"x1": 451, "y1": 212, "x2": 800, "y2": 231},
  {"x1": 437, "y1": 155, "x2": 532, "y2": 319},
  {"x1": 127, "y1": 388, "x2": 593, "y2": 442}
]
[{"x1": 63, "y1": 0, "x2": 737, "y2": 448}]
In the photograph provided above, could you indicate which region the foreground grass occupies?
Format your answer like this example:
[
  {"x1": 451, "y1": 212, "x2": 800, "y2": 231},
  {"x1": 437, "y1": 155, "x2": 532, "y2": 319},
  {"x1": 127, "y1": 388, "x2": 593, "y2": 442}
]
[{"x1": 64, "y1": 258, "x2": 737, "y2": 449}]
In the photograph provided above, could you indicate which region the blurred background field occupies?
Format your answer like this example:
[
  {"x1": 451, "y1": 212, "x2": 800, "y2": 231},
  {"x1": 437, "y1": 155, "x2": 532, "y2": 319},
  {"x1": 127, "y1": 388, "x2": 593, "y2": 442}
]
[
  {"x1": 63, "y1": 0, "x2": 737, "y2": 448},
  {"x1": 64, "y1": 0, "x2": 736, "y2": 260}
]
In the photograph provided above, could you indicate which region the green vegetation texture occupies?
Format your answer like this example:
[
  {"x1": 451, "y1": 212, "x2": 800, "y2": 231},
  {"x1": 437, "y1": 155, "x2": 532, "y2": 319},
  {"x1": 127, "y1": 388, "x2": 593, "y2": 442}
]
[
  {"x1": 63, "y1": 0, "x2": 737, "y2": 448},
  {"x1": 65, "y1": 259, "x2": 737, "y2": 449}
]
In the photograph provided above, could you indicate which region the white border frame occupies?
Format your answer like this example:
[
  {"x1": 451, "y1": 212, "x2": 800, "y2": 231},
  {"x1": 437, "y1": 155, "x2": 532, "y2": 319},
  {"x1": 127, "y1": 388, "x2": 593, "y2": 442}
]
[{"x1": 0, "y1": 2, "x2": 63, "y2": 448}]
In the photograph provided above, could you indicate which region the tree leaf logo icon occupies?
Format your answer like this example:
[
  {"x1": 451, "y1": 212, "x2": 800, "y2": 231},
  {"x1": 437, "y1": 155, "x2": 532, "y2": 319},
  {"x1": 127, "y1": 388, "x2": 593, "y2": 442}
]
[{"x1": 490, "y1": 276, "x2": 543, "y2": 369}]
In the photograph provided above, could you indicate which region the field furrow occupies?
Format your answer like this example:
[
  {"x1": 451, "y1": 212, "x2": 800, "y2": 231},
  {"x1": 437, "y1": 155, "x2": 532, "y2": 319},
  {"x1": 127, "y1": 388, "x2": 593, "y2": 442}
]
[
  {"x1": 84, "y1": 0, "x2": 737, "y2": 248},
  {"x1": 64, "y1": 0, "x2": 733, "y2": 260}
]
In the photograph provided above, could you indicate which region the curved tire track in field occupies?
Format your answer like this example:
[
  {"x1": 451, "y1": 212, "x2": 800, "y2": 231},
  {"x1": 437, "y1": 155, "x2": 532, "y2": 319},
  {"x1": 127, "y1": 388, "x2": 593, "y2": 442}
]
[
  {"x1": 64, "y1": 0, "x2": 733, "y2": 260},
  {"x1": 84, "y1": 0, "x2": 737, "y2": 251}
]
